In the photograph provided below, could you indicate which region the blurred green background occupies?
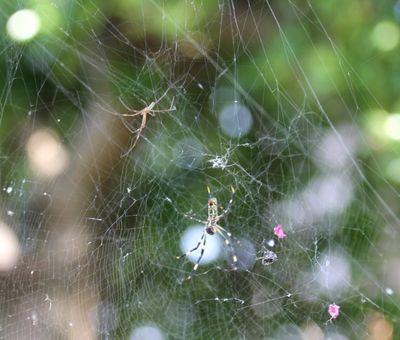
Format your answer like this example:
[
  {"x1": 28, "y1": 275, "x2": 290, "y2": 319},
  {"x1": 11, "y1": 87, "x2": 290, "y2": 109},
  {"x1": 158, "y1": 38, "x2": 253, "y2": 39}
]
[{"x1": 1, "y1": 0, "x2": 400, "y2": 339}]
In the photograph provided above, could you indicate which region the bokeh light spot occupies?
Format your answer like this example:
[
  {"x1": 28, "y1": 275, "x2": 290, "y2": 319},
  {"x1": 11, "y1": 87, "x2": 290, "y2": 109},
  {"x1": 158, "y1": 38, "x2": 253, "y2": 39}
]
[
  {"x1": 385, "y1": 158, "x2": 400, "y2": 183},
  {"x1": 25, "y1": 128, "x2": 70, "y2": 178},
  {"x1": 233, "y1": 238, "x2": 256, "y2": 271},
  {"x1": 218, "y1": 103, "x2": 253, "y2": 138},
  {"x1": 385, "y1": 287, "x2": 394, "y2": 295},
  {"x1": 314, "y1": 250, "x2": 351, "y2": 293},
  {"x1": 395, "y1": 1, "x2": 400, "y2": 22},
  {"x1": 88, "y1": 303, "x2": 117, "y2": 335},
  {"x1": 179, "y1": 225, "x2": 222, "y2": 264},
  {"x1": 6, "y1": 9, "x2": 41, "y2": 42},
  {"x1": 371, "y1": 21, "x2": 399, "y2": 51},
  {"x1": 130, "y1": 325, "x2": 165, "y2": 340},
  {"x1": 0, "y1": 221, "x2": 20, "y2": 271},
  {"x1": 384, "y1": 114, "x2": 400, "y2": 140},
  {"x1": 173, "y1": 138, "x2": 204, "y2": 169}
]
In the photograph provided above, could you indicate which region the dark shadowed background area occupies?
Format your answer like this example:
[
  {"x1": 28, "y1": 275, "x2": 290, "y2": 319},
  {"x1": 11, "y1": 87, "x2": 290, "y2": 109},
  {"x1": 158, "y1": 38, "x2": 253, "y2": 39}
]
[{"x1": 0, "y1": 0, "x2": 399, "y2": 339}]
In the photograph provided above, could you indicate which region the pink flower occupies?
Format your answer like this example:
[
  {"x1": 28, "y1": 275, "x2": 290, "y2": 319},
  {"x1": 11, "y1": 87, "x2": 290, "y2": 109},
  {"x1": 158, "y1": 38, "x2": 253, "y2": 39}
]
[
  {"x1": 328, "y1": 303, "x2": 340, "y2": 320},
  {"x1": 273, "y1": 224, "x2": 286, "y2": 239}
]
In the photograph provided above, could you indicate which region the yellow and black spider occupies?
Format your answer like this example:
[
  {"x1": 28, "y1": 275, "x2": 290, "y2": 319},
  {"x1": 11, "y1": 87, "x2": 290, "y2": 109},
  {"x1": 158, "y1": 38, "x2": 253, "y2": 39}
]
[{"x1": 176, "y1": 186, "x2": 238, "y2": 280}]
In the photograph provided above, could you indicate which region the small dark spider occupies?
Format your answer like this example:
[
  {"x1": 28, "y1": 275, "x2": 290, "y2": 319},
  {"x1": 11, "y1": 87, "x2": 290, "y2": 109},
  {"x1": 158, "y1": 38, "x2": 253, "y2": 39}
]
[{"x1": 257, "y1": 249, "x2": 278, "y2": 266}]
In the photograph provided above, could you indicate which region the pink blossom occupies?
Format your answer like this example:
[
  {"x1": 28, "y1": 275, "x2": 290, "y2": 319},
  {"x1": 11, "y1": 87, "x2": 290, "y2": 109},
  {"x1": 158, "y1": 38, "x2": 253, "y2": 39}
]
[
  {"x1": 273, "y1": 224, "x2": 286, "y2": 239},
  {"x1": 328, "y1": 303, "x2": 340, "y2": 320}
]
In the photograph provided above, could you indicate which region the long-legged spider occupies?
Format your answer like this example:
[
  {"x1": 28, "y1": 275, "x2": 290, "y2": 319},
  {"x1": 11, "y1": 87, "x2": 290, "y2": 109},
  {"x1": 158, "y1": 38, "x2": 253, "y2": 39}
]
[
  {"x1": 113, "y1": 89, "x2": 175, "y2": 157},
  {"x1": 176, "y1": 186, "x2": 239, "y2": 281}
]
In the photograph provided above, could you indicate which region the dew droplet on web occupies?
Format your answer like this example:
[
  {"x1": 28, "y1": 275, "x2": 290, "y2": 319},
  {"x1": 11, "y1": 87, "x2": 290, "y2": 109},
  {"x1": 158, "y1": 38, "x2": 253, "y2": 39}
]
[
  {"x1": 267, "y1": 239, "x2": 275, "y2": 247},
  {"x1": 385, "y1": 287, "x2": 394, "y2": 295}
]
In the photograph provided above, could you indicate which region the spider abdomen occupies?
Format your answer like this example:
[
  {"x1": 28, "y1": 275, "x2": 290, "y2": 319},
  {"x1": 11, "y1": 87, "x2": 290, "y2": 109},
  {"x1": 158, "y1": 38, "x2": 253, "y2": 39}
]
[{"x1": 206, "y1": 226, "x2": 215, "y2": 235}]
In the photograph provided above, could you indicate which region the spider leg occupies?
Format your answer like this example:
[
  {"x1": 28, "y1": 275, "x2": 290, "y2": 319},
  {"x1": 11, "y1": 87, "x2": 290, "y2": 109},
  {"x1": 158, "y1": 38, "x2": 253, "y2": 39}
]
[
  {"x1": 118, "y1": 86, "x2": 173, "y2": 114},
  {"x1": 115, "y1": 110, "x2": 145, "y2": 118},
  {"x1": 120, "y1": 113, "x2": 147, "y2": 157},
  {"x1": 186, "y1": 234, "x2": 207, "y2": 280},
  {"x1": 215, "y1": 226, "x2": 238, "y2": 270},
  {"x1": 120, "y1": 117, "x2": 143, "y2": 135},
  {"x1": 138, "y1": 88, "x2": 172, "y2": 113},
  {"x1": 218, "y1": 186, "x2": 235, "y2": 219},
  {"x1": 120, "y1": 135, "x2": 140, "y2": 158},
  {"x1": 118, "y1": 96, "x2": 142, "y2": 113},
  {"x1": 149, "y1": 108, "x2": 176, "y2": 113},
  {"x1": 216, "y1": 225, "x2": 241, "y2": 246},
  {"x1": 181, "y1": 214, "x2": 207, "y2": 224},
  {"x1": 207, "y1": 185, "x2": 212, "y2": 200},
  {"x1": 152, "y1": 88, "x2": 172, "y2": 106},
  {"x1": 176, "y1": 230, "x2": 206, "y2": 260}
]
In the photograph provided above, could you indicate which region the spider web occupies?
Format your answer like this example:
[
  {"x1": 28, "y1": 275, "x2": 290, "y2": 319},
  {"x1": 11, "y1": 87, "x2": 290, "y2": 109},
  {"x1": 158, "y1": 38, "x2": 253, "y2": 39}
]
[{"x1": 0, "y1": 0, "x2": 399, "y2": 339}]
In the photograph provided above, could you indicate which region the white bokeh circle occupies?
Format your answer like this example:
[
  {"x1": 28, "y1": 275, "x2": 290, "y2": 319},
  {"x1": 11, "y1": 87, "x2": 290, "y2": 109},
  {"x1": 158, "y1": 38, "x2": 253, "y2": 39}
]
[
  {"x1": 218, "y1": 102, "x2": 253, "y2": 138},
  {"x1": 6, "y1": 9, "x2": 41, "y2": 42},
  {"x1": 173, "y1": 138, "x2": 204, "y2": 169},
  {"x1": 130, "y1": 324, "x2": 165, "y2": 340},
  {"x1": 179, "y1": 225, "x2": 223, "y2": 264}
]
